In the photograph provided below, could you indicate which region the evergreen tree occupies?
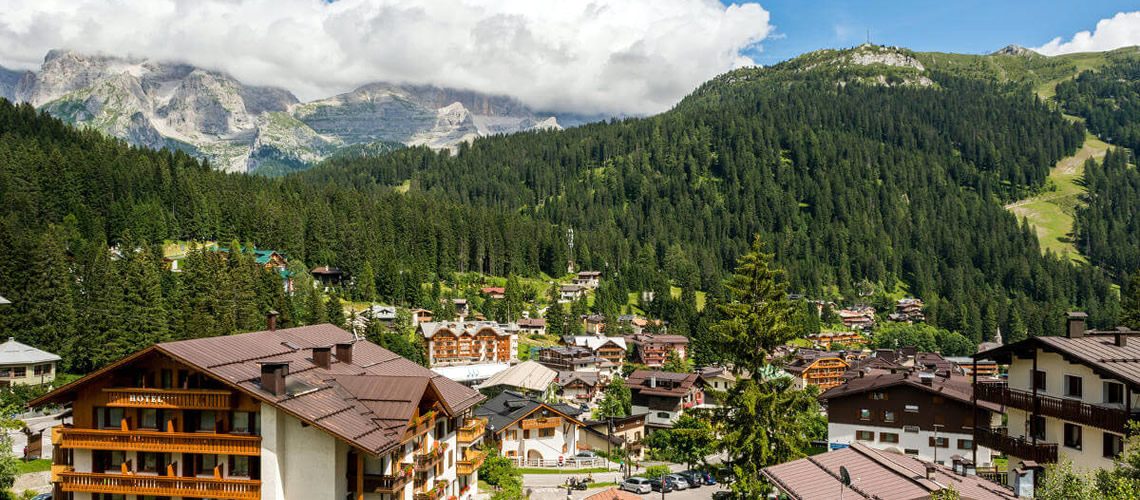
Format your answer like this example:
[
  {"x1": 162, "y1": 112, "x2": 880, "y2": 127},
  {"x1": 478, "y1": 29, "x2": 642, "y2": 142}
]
[
  {"x1": 1122, "y1": 268, "x2": 1140, "y2": 330},
  {"x1": 326, "y1": 291, "x2": 346, "y2": 328},
  {"x1": 306, "y1": 285, "x2": 328, "y2": 325}
]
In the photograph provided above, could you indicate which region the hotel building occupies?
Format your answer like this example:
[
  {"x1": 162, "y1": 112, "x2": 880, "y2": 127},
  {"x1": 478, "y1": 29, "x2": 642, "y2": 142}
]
[
  {"x1": 418, "y1": 322, "x2": 519, "y2": 368},
  {"x1": 32, "y1": 320, "x2": 487, "y2": 500}
]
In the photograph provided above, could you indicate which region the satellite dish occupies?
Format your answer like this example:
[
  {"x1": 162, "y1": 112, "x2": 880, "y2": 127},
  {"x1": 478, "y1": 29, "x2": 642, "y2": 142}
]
[{"x1": 840, "y1": 466, "x2": 851, "y2": 486}]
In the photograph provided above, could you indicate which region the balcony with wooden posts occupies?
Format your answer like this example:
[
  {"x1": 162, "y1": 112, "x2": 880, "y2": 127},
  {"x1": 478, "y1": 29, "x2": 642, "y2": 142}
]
[
  {"x1": 104, "y1": 387, "x2": 233, "y2": 410},
  {"x1": 55, "y1": 425, "x2": 261, "y2": 455},
  {"x1": 414, "y1": 442, "x2": 448, "y2": 472},
  {"x1": 520, "y1": 417, "x2": 561, "y2": 430},
  {"x1": 457, "y1": 449, "x2": 486, "y2": 475},
  {"x1": 457, "y1": 419, "x2": 485, "y2": 444},
  {"x1": 349, "y1": 468, "x2": 413, "y2": 495},
  {"x1": 974, "y1": 427, "x2": 1058, "y2": 464},
  {"x1": 975, "y1": 381, "x2": 1135, "y2": 433},
  {"x1": 414, "y1": 480, "x2": 449, "y2": 500},
  {"x1": 404, "y1": 410, "x2": 437, "y2": 443},
  {"x1": 58, "y1": 471, "x2": 260, "y2": 500}
]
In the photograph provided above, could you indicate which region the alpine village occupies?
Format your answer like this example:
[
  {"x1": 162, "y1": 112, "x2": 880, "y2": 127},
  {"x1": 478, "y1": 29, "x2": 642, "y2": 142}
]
[{"x1": 7, "y1": 4, "x2": 1140, "y2": 500}]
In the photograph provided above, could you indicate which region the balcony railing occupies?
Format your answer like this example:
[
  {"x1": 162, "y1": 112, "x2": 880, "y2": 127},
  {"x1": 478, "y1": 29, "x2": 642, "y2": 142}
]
[
  {"x1": 415, "y1": 480, "x2": 449, "y2": 500},
  {"x1": 457, "y1": 450, "x2": 486, "y2": 475},
  {"x1": 976, "y1": 382, "x2": 1134, "y2": 433},
  {"x1": 974, "y1": 427, "x2": 1057, "y2": 464},
  {"x1": 404, "y1": 411, "x2": 436, "y2": 442},
  {"x1": 59, "y1": 471, "x2": 260, "y2": 500},
  {"x1": 975, "y1": 466, "x2": 1006, "y2": 486},
  {"x1": 414, "y1": 443, "x2": 448, "y2": 472},
  {"x1": 457, "y1": 419, "x2": 485, "y2": 444},
  {"x1": 520, "y1": 417, "x2": 561, "y2": 430},
  {"x1": 349, "y1": 473, "x2": 412, "y2": 494},
  {"x1": 56, "y1": 426, "x2": 260, "y2": 455},
  {"x1": 103, "y1": 387, "x2": 233, "y2": 410}
]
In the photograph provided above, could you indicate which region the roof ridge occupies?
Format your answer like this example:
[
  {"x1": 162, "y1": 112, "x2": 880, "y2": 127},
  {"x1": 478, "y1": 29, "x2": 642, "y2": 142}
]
[
  {"x1": 850, "y1": 444, "x2": 942, "y2": 492},
  {"x1": 803, "y1": 454, "x2": 871, "y2": 499}
]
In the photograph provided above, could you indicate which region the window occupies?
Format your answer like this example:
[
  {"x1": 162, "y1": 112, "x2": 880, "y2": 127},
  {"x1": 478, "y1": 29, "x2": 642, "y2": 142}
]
[
  {"x1": 1064, "y1": 375, "x2": 1083, "y2": 399},
  {"x1": 904, "y1": 404, "x2": 919, "y2": 413},
  {"x1": 1104, "y1": 432, "x2": 1125, "y2": 459},
  {"x1": 957, "y1": 440, "x2": 974, "y2": 450},
  {"x1": 871, "y1": 392, "x2": 887, "y2": 400},
  {"x1": 856, "y1": 431, "x2": 875, "y2": 441},
  {"x1": 1030, "y1": 415, "x2": 1046, "y2": 441},
  {"x1": 903, "y1": 425, "x2": 920, "y2": 433},
  {"x1": 12, "y1": 367, "x2": 25, "y2": 377},
  {"x1": 539, "y1": 428, "x2": 554, "y2": 438},
  {"x1": 904, "y1": 449, "x2": 920, "y2": 456},
  {"x1": 859, "y1": 409, "x2": 872, "y2": 420},
  {"x1": 232, "y1": 411, "x2": 258, "y2": 434},
  {"x1": 100, "y1": 408, "x2": 125, "y2": 430},
  {"x1": 933, "y1": 414, "x2": 945, "y2": 426},
  {"x1": 33, "y1": 364, "x2": 43, "y2": 376},
  {"x1": 138, "y1": 452, "x2": 160, "y2": 473},
  {"x1": 1104, "y1": 382, "x2": 1125, "y2": 405},
  {"x1": 656, "y1": 412, "x2": 670, "y2": 418},
  {"x1": 880, "y1": 432, "x2": 899, "y2": 443},
  {"x1": 161, "y1": 370, "x2": 173, "y2": 389},
  {"x1": 1064, "y1": 423, "x2": 1082, "y2": 450},
  {"x1": 140, "y1": 409, "x2": 159, "y2": 430},
  {"x1": 230, "y1": 455, "x2": 251, "y2": 477},
  {"x1": 931, "y1": 396, "x2": 944, "y2": 405},
  {"x1": 1033, "y1": 370, "x2": 1047, "y2": 392},
  {"x1": 94, "y1": 450, "x2": 126, "y2": 473},
  {"x1": 507, "y1": 430, "x2": 517, "y2": 440},
  {"x1": 882, "y1": 410, "x2": 896, "y2": 423},
  {"x1": 929, "y1": 437, "x2": 949, "y2": 448},
  {"x1": 197, "y1": 411, "x2": 216, "y2": 432},
  {"x1": 0, "y1": 368, "x2": 10, "y2": 378}
]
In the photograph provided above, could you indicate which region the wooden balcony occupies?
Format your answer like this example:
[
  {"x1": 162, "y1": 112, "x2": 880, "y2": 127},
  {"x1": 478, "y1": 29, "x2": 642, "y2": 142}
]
[
  {"x1": 104, "y1": 387, "x2": 233, "y2": 410},
  {"x1": 976, "y1": 382, "x2": 1135, "y2": 433},
  {"x1": 57, "y1": 426, "x2": 261, "y2": 456},
  {"x1": 414, "y1": 445, "x2": 446, "y2": 472},
  {"x1": 59, "y1": 471, "x2": 260, "y2": 500},
  {"x1": 520, "y1": 417, "x2": 561, "y2": 430},
  {"x1": 457, "y1": 450, "x2": 486, "y2": 475},
  {"x1": 974, "y1": 427, "x2": 1057, "y2": 464},
  {"x1": 349, "y1": 473, "x2": 411, "y2": 495},
  {"x1": 457, "y1": 419, "x2": 485, "y2": 444},
  {"x1": 414, "y1": 480, "x2": 449, "y2": 500},
  {"x1": 404, "y1": 411, "x2": 436, "y2": 443}
]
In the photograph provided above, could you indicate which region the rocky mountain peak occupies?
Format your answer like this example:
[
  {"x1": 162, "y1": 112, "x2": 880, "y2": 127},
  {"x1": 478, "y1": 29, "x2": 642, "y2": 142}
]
[{"x1": 992, "y1": 45, "x2": 1036, "y2": 56}]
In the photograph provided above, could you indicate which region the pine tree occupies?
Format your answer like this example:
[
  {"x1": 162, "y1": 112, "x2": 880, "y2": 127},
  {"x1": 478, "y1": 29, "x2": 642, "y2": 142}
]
[
  {"x1": 25, "y1": 229, "x2": 76, "y2": 357},
  {"x1": 711, "y1": 238, "x2": 797, "y2": 374},
  {"x1": 326, "y1": 290, "x2": 346, "y2": 328},
  {"x1": 545, "y1": 287, "x2": 566, "y2": 337},
  {"x1": 1122, "y1": 268, "x2": 1140, "y2": 330},
  {"x1": 358, "y1": 261, "x2": 378, "y2": 304},
  {"x1": 306, "y1": 284, "x2": 328, "y2": 325},
  {"x1": 116, "y1": 243, "x2": 169, "y2": 356}
]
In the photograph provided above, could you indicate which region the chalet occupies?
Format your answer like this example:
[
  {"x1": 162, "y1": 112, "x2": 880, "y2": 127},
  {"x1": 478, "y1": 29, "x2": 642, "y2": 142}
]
[
  {"x1": 784, "y1": 349, "x2": 851, "y2": 390},
  {"x1": 624, "y1": 334, "x2": 689, "y2": 368},
  {"x1": 310, "y1": 265, "x2": 345, "y2": 287},
  {"x1": 452, "y1": 299, "x2": 469, "y2": 318},
  {"x1": 556, "y1": 371, "x2": 600, "y2": 404},
  {"x1": 0, "y1": 337, "x2": 60, "y2": 386},
  {"x1": 410, "y1": 309, "x2": 434, "y2": 325},
  {"x1": 559, "y1": 285, "x2": 586, "y2": 302},
  {"x1": 805, "y1": 331, "x2": 866, "y2": 349},
  {"x1": 582, "y1": 414, "x2": 646, "y2": 460},
  {"x1": 418, "y1": 322, "x2": 518, "y2": 367},
  {"x1": 474, "y1": 391, "x2": 586, "y2": 466},
  {"x1": 516, "y1": 318, "x2": 547, "y2": 335},
  {"x1": 479, "y1": 288, "x2": 505, "y2": 300},
  {"x1": 762, "y1": 443, "x2": 1019, "y2": 500},
  {"x1": 626, "y1": 370, "x2": 704, "y2": 429},
  {"x1": 821, "y1": 371, "x2": 1000, "y2": 466},
  {"x1": 579, "y1": 314, "x2": 606, "y2": 335},
  {"x1": 973, "y1": 312, "x2": 1140, "y2": 491},
  {"x1": 537, "y1": 346, "x2": 603, "y2": 373},
  {"x1": 838, "y1": 306, "x2": 876, "y2": 330},
  {"x1": 896, "y1": 298, "x2": 926, "y2": 321},
  {"x1": 573, "y1": 271, "x2": 602, "y2": 289},
  {"x1": 561, "y1": 335, "x2": 627, "y2": 368},
  {"x1": 30, "y1": 319, "x2": 487, "y2": 500}
]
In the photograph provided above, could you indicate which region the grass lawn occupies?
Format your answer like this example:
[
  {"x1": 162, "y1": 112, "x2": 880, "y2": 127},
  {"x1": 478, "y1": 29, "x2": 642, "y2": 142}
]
[
  {"x1": 587, "y1": 482, "x2": 619, "y2": 489},
  {"x1": 518, "y1": 466, "x2": 611, "y2": 474},
  {"x1": 16, "y1": 459, "x2": 51, "y2": 475}
]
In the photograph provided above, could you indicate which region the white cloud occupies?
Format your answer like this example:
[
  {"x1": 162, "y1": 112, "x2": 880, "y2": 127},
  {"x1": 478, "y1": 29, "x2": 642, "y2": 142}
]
[
  {"x1": 0, "y1": 0, "x2": 774, "y2": 115},
  {"x1": 1034, "y1": 11, "x2": 1140, "y2": 56}
]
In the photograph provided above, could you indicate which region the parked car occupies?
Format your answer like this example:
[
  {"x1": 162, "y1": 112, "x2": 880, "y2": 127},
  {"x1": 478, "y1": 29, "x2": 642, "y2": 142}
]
[
  {"x1": 712, "y1": 491, "x2": 735, "y2": 500},
  {"x1": 620, "y1": 477, "x2": 653, "y2": 494},
  {"x1": 664, "y1": 474, "x2": 690, "y2": 490},
  {"x1": 574, "y1": 450, "x2": 598, "y2": 459},
  {"x1": 677, "y1": 470, "x2": 704, "y2": 488},
  {"x1": 649, "y1": 476, "x2": 676, "y2": 493},
  {"x1": 30, "y1": 495, "x2": 52, "y2": 500}
]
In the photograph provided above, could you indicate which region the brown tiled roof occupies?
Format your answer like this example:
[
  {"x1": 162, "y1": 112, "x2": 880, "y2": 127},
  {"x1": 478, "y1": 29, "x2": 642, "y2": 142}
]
[
  {"x1": 518, "y1": 318, "x2": 546, "y2": 327},
  {"x1": 819, "y1": 372, "x2": 1000, "y2": 412},
  {"x1": 761, "y1": 443, "x2": 1019, "y2": 500},
  {"x1": 584, "y1": 488, "x2": 641, "y2": 500},
  {"x1": 626, "y1": 370, "x2": 700, "y2": 397},
  {"x1": 30, "y1": 324, "x2": 484, "y2": 457},
  {"x1": 976, "y1": 333, "x2": 1140, "y2": 390}
]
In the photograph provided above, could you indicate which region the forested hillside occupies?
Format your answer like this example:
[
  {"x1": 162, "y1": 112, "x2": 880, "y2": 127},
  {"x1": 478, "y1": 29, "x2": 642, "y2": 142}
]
[
  {"x1": 1055, "y1": 59, "x2": 1140, "y2": 153},
  {"x1": 303, "y1": 47, "x2": 1117, "y2": 340}
]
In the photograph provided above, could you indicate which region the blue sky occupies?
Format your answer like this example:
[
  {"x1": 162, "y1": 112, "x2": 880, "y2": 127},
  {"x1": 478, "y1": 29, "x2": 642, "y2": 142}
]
[{"x1": 741, "y1": 0, "x2": 1139, "y2": 65}]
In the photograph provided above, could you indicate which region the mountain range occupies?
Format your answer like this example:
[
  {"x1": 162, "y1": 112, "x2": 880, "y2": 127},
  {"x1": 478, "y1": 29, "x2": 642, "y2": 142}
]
[{"x1": 0, "y1": 50, "x2": 562, "y2": 174}]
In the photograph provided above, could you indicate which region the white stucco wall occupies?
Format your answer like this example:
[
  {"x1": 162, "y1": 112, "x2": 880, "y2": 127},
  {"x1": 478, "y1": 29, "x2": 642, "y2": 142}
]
[
  {"x1": 633, "y1": 406, "x2": 679, "y2": 427},
  {"x1": 828, "y1": 422, "x2": 994, "y2": 466},
  {"x1": 261, "y1": 402, "x2": 346, "y2": 500}
]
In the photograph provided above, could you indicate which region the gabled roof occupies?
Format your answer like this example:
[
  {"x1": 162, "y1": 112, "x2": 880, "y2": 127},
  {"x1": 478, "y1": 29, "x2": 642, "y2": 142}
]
[
  {"x1": 976, "y1": 332, "x2": 1140, "y2": 391},
  {"x1": 475, "y1": 360, "x2": 557, "y2": 392},
  {"x1": 0, "y1": 296, "x2": 10, "y2": 305},
  {"x1": 473, "y1": 390, "x2": 586, "y2": 433},
  {"x1": 563, "y1": 335, "x2": 627, "y2": 351},
  {"x1": 0, "y1": 337, "x2": 61, "y2": 365},
  {"x1": 761, "y1": 443, "x2": 1019, "y2": 500},
  {"x1": 626, "y1": 370, "x2": 700, "y2": 397},
  {"x1": 557, "y1": 371, "x2": 599, "y2": 388},
  {"x1": 819, "y1": 372, "x2": 1000, "y2": 412},
  {"x1": 419, "y1": 321, "x2": 511, "y2": 339},
  {"x1": 29, "y1": 324, "x2": 483, "y2": 457}
]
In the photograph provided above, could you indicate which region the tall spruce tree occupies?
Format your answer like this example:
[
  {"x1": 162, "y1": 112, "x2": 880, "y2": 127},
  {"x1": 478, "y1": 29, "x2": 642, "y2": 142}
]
[{"x1": 1122, "y1": 268, "x2": 1140, "y2": 330}]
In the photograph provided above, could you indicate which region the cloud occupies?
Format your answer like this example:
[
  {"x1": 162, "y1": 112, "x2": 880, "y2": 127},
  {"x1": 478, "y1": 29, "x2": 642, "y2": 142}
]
[
  {"x1": 0, "y1": 0, "x2": 774, "y2": 115},
  {"x1": 1034, "y1": 11, "x2": 1140, "y2": 56}
]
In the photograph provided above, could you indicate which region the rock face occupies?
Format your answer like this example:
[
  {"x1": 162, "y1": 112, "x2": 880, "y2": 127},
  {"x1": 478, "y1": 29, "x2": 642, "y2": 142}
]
[
  {"x1": 992, "y1": 45, "x2": 1035, "y2": 56},
  {"x1": 4, "y1": 51, "x2": 561, "y2": 173}
]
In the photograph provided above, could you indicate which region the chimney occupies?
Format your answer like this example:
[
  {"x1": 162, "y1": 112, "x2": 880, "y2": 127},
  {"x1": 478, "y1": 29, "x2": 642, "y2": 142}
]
[
  {"x1": 951, "y1": 456, "x2": 963, "y2": 475},
  {"x1": 335, "y1": 342, "x2": 354, "y2": 365},
  {"x1": 1066, "y1": 312, "x2": 1088, "y2": 339},
  {"x1": 925, "y1": 464, "x2": 937, "y2": 481},
  {"x1": 919, "y1": 372, "x2": 934, "y2": 386},
  {"x1": 1115, "y1": 328, "x2": 1129, "y2": 348},
  {"x1": 649, "y1": 375, "x2": 657, "y2": 388},
  {"x1": 312, "y1": 346, "x2": 332, "y2": 369},
  {"x1": 267, "y1": 310, "x2": 280, "y2": 332},
  {"x1": 259, "y1": 361, "x2": 289, "y2": 396}
]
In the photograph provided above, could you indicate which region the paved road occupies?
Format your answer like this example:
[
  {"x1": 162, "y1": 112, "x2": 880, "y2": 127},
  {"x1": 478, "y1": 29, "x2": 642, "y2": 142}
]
[
  {"x1": 522, "y1": 463, "x2": 685, "y2": 488},
  {"x1": 525, "y1": 481, "x2": 728, "y2": 500}
]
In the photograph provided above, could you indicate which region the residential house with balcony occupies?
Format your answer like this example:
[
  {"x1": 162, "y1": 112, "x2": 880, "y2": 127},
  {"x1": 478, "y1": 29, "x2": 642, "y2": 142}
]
[
  {"x1": 784, "y1": 349, "x2": 851, "y2": 391},
  {"x1": 805, "y1": 331, "x2": 866, "y2": 349},
  {"x1": 30, "y1": 319, "x2": 486, "y2": 500},
  {"x1": 626, "y1": 370, "x2": 704, "y2": 429},
  {"x1": 0, "y1": 337, "x2": 61, "y2": 386},
  {"x1": 579, "y1": 314, "x2": 606, "y2": 335},
  {"x1": 555, "y1": 372, "x2": 599, "y2": 405},
  {"x1": 896, "y1": 298, "x2": 926, "y2": 322},
  {"x1": 582, "y1": 415, "x2": 646, "y2": 460},
  {"x1": 559, "y1": 285, "x2": 586, "y2": 302},
  {"x1": 474, "y1": 391, "x2": 586, "y2": 466},
  {"x1": 517, "y1": 318, "x2": 546, "y2": 336},
  {"x1": 419, "y1": 322, "x2": 519, "y2": 368},
  {"x1": 573, "y1": 271, "x2": 602, "y2": 289},
  {"x1": 480, "y1": 288, "x2": 506, "y2": 300},
  {"x1": 561, "y1": 335, "x2": 627, "y2": 369},
  {"x1": 973, "y1": 312, "x2": 1140, "y2": 490},
  {"x1": 537, "y1": 346, "x2": 602, "y2": 373},
  {"x1": 624, "y1": 334, "x2": 688, "y2": 368},
  {"x1": 838, "y1": 306, "x2": 876, "y2": 330},
  {"x1": 820, "y1": 370, "x2": 1000, "y2": 466}
]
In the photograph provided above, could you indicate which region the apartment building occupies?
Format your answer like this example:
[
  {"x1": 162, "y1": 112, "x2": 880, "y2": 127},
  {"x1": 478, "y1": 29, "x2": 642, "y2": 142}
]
[
  {"x1": 475, "y1": 391, "x2": 586, "y2": 466},
  {"x1": 418, "y1": 321, "x2": 519, "y2": 367},
  {"x1": 30, "y1": 320, "x2": 487, "y2": 500},
  {"x1": 624, "y1": 334, "x2": 689, "y2": 368},
  {"x1": 804, "y1": 331, "x2": 866, "y2": 349},
  {"x1": 626, "y1": 370, "x2": 703, "y2": 429},
  {"x1": 821, "y1": 371, "x2": 1000, "y2": 466},
  {"x1": 784, "y1": 349, "x2": 851, "y2": 391},
  {"x1": 973, "y1": 312, "x2": 1140, "y2": 490},
  {"x1": 560, "y1": 335, "x2": 627, "y2": 368}
]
